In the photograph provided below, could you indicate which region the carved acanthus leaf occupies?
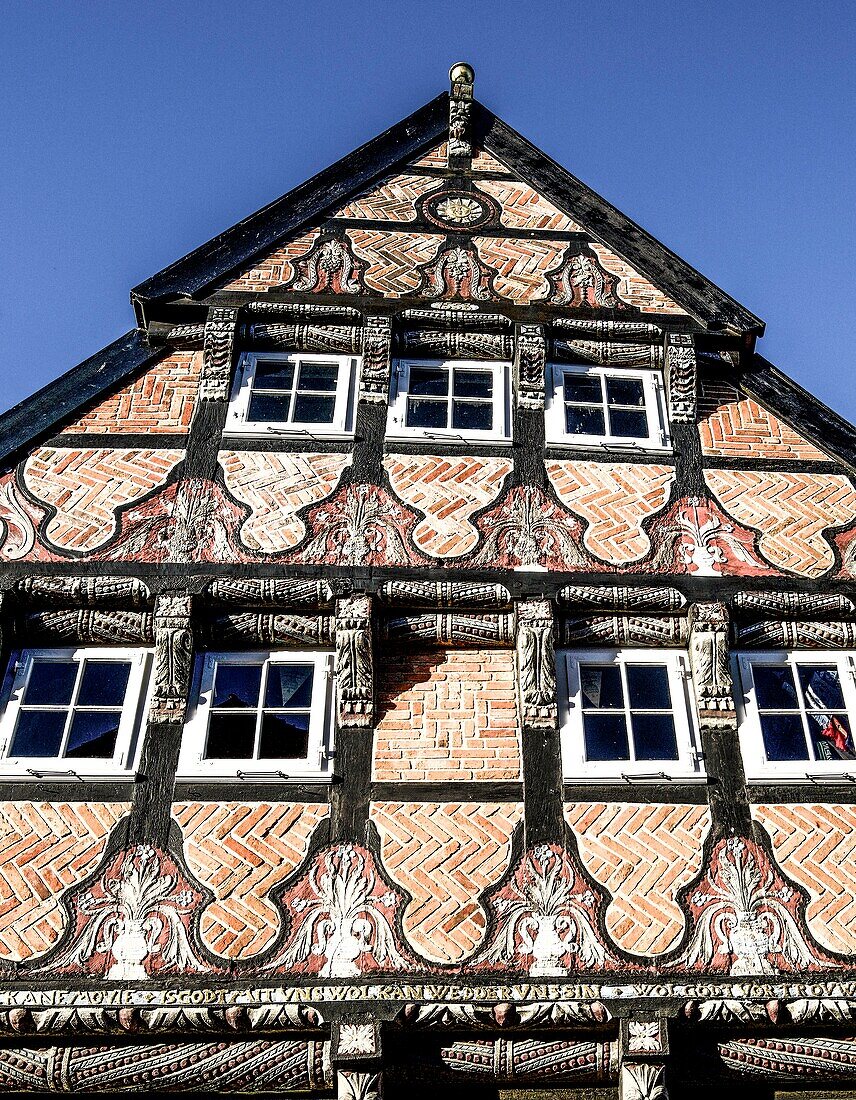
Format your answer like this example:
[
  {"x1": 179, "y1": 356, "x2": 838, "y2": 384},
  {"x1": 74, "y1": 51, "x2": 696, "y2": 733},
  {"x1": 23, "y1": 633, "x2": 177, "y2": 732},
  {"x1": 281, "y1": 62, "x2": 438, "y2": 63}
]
[
  {"x1": 516, "y1": 599, "x2": 557, "y2": 729},
  {"x1": 621, "y1": 1062, "x2": 668, "y2": 1100},
  {"x1": 336, "y1": 595, "x2": 374, "y2": 729},
  {"x1": 150, "y1": 595, "x2": 193, "y2": 724},
  {"x1": 688, "y1": 602, "x2": 735, "y2": 722}
]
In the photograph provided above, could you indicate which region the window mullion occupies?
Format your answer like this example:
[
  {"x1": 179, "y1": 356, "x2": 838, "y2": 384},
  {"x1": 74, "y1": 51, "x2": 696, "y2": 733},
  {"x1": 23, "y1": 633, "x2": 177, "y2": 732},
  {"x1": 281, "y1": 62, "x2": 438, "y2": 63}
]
[
  {"x1": 619, "y1": 659, "x2": 636, "y2": 763},
  {"x1": 58, "y1": 658, "x2": 85, "y2": 759},
  {"x1": 254, "y1": 660, "x2": 269, "y2": 761}
]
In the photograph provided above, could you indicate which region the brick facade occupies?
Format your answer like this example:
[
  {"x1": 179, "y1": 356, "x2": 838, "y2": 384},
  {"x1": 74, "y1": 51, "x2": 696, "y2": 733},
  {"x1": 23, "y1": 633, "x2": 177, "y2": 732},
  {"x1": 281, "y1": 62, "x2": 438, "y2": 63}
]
[
  {"x1": 373, "y1": 649, "x2": 521, "y2": 781},
  {"x1": 698, "y1": 379, "x2": 829, "y2": 461}
]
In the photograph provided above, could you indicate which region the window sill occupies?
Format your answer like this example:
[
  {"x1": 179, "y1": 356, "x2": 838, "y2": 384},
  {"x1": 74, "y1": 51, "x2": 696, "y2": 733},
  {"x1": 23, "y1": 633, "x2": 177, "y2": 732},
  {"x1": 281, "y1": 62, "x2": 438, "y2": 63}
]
[
  {"x1": 562, "y1": 772, "x2": 707, "y2": 786},
  {"x1": 0, "y1": 768, "x2": 138, "y2": 782},
  {"x1": 546, "y1": 439, "x2": 672, "y2": 455},
  {"x1": 223, "y1": 426, "x2": 355, "y2": 443},
  {"x1": 747, "y1": 772, "x2": 856, "y2": 786},
  {"x1": 385, "y1": 432, "x2": 513, "y2": 447},
  {"x1": 175, "y1": 771, "x2": 334, "y2": 784}
]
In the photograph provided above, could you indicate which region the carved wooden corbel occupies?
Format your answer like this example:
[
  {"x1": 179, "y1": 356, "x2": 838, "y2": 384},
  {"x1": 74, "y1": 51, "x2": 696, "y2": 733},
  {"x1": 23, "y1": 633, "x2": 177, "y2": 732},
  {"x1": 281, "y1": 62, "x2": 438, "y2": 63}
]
[
  {"x1": 199, "y1": 306, "x2": 239, "y2": 401},
  {"x1": 335, "y1": 595, "x2": 374, "y2": 729},
  {"x1": 688, "y1": 602, "x2": 736, "y2": 728},
  {"x1": 359, "y1": 315, "x2": 393, "y2": 404},
  {"x1": 149, "y1": 595, "x2": 194, "y2": 725},
  {"x1": 516, "y1": 600, "x2": 557, "y2": 729},
  {"x1": 665, "y1": 332, "x2": 696, "y2": 423}
]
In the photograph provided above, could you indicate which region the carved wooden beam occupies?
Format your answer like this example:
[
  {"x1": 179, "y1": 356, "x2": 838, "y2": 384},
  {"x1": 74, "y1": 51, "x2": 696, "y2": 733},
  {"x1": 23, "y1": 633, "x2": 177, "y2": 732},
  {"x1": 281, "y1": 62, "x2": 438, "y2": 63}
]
[
  {"x1": 397, "y1": 329, "x2": 513, "y2": 360},
  {"x1": 551, "y1": 318, "x2": 663, "y2": 342},
  {"x1": 241, "y1": 324, "x2": 361, "y2": 354},
  {"x1": 381, "y1": 613, "x2": 514, "y2": 647},
  {"x1": 14, "y1": 576, "x2": 151, "y2": 607},
  {"x1": 436, "y1": 1038, "x2": 616, "y2": 1083},
  {"x1": 149, "y1": 595, "x2": 194, "y2": 725},
  {"x1": 359, "y1": 315, "x2": 393, "y2": 404},
  {"x1": 665, "y1": 332, "x2": 696, "y2": 423},
  {"x1": 551, "y1": 339, "x2": 663, "y2": 369},
  {"x1": 732, "y1": 590, "x2": 856, "y2": 619},
  {"x1": 204, "y1": 579, "x2": 334, "y2": 609},
  {"x1": 562, "y1": 615, "x2": 688, "y2": 646},
  {"x1": 200, "y1": 613, "x2": 333, "y2": 647},
  {"x1": 516, "y1": 599, "x2": 557, "y2": 729},
  {"x1": 688, "y1": 602, "x2": 735, "y2": 729},
  {"x1": 377, "y1": 580, "x2": 511, "y2": 609},
  {"x1": 735, "y1": 620, "x2": 856, "y2": 648},
  {"x1": 447, "y1": 62, "x2": 474, "y2": 169},
  {"x1": 398, "y1": 309, "x2": 512, "y2": 330},
  {"x1": 335, "y1": 595, "x2": 374, "y2": 729},
  {"x1": 515, "y1": 323, "x2": 547, "y2": 410},
  {"x1": 246, "y1": 301, "x2": 361, "y2": 322},
  {"x1": 199, "y1": 306, "x2": 239, "y2": 401},
  {"x1": 558, "y1": 585, "x2": 686, "y2": 613},
  {"x1": 22, "y1": 610, "x2": 154, "y2": 644}
]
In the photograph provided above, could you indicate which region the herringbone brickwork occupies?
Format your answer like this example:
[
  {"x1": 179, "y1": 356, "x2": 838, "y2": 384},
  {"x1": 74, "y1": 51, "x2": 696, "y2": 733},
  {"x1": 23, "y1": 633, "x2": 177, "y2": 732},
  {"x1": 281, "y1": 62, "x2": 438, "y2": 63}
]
[
  {"x1": 61, "y1": 353, "x2": 201, "y2": 435},
  {"x1": 588, "y1": 244, "x2": 686, "y2": 314},
  {"x1": 175, "y1": 802, "x2": 328, "y2": 959},
  {"x1": 565, "y1": 803, "x2": 710, "y2": 955},
  {"x1": 472, "y1": 147, "x2": 511, "y2": 171},
  {"x1": 705, "y1": 469, "x2": 856, "y2": 577},
  {"x1": 332, "y1": 173, "x2": 440, "y2": 221},
  {"x1": 477, "y1": 180, "x2": 581, "y2": 231},
  {"x1": 347, "y1": 229, "x2": 440, "y2": 295},
  {"x1": 220, "y1": 450, "x2": 350, "y2": 554},
  {"x1": 698, "y1": 380, "x2": 828, "y2": 460},
  {"x1": 371, "y1": 802, "x2": 522, "y2": 962},
  {"x1": 384, "y1": 454, "x2": 512, "y2": 558},
  {"x1": 753, "y1": 804, "x2": 856, "y2": 955},
  {"x1": 0, "y1": 801, "x2": 128, "y2": 961},
  {"x1": 23, "y1": 447, "x2": 184, "y2": 553},
  {"x1": 408, "y1": 143, "x2": 448, "y2": 167},
  {"x1": 221, "y1": 231, "x2": 318, "y2": 292},
  {"x1": 373, "y1": 649, "x2": 521, "y2": 781},
  {"x1": 546, "y1": 461, "x2": 674, "y2": 564},
  {"x1": 473, "y1": 236, "x2": 568, "y2": 301}
]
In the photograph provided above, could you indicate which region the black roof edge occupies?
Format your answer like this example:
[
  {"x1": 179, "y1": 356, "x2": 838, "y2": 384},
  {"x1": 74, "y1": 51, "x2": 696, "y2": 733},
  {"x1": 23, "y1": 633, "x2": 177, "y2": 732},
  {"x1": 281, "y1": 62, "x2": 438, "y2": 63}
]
[
  {"x1": 0, "y1": 330, "x2": 163, "y2": 467},
  {"x1": 132, "y1": 94, "x2": 449, "y2": 305},
  {"x1": 477, "y1": 106, "x2": 765, "y2": 336},
  {"x1": 738, "y1": 354, "x2": 856, "y2": 475}
]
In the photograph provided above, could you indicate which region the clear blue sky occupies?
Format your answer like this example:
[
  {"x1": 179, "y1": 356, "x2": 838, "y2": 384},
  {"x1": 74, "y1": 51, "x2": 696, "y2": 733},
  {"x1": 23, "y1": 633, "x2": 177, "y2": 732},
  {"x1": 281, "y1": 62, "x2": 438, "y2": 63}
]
[{"x1": 2, "y1": 1, "x2": 855, "y2": 422}]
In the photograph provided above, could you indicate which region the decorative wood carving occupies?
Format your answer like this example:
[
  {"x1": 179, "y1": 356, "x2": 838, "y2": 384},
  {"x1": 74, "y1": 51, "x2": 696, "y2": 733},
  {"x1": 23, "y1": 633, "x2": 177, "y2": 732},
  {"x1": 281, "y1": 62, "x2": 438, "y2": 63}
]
[
  {"x1": 336, "y1": 595, "x2": 374, "y2": 729},
  {"x1": 161, "y1": 323, "x2": 205, "y2": 348},
  {"x1": 736, "y1": 619, "x2": 856, "y2": 649},
  {"x1": 0, "y1": 1003, "x2": 323, "y2": 1035},
  {"x1": 247, "y1": 301, "x2": 362, "y2": 321},
  {"x1": 332, "y1": 1019, "x2": 380, "y2": 1061},
  {"x1": 558, "y1": 585, "x2": 686, "y2": 613},
  {"x1": 286, "y1": 232, "x2": 374, "y2": 296},
  {"x1": 202, "y1": 613, "x2": 334, "y2": 647},
  {"x1": 621, "y1": 1062, "x2": 668, "y2": 1100},
  {"x1": 377, "y1": 581, "x2": 511, "y2": 608},
  {"x1": 552, "y1": 318, "x2": 663, "y2": 342},
  {"x1": 205, "y1": 579, "x2": 333, "y2": 608},
  {"x1": 447, "y1": 62, "x2": 474, "y2": 165},
  {"x1": 381, "y1": 613, "x2": 514, "y2": 647},
  {"x1": 438, "y1": 1038, "x2": 616, "y2": 1083},
  {"x1": 688, "y1": 602, "x2": 735, "y2": 727},
  {"x1": 398, "y1": 329, "x2": 513, "y2": 360},
  {"x1": 360, "y1": 315, "x2": 393, "y2": 403},
  {"x1": 417, "y1": 241, "x2": 498, "y2": 301},
  {"x1": 150, "y1": 595, "x2": 194, "y2": 724},
  {"x1": 665, "y1": 332, "x2": 696, "y2": 423},
  {"x1": 716, "y1": 1035, "x2": 856, "y2": 1081},
  {"x1": 23, "y1": 610, "x2": 154, "y2": 643},
  {"x1": 15, "y1": 576, "x2": 151, "y2": 607},
  {"x1": 622, "y1": 1019, "x2": 669, "y2": 1057},
  {"x1": 399, "y1": 309, "x2": 511, "y2": 330},
  {"x1": 552, "y1": 339, "x2": 663, "y2": 369},
  {"x1": 561, "y1": 616, "x2": 688, "y2": 646},
  {"x1": 399, "y1": 1000, "x2": 611, "y2": 1028},
  {"x1": 516, "y1": 600, "x2": 557, "y2": 729},
  {"x1": 514, "y1": 324, "x2": 547, "y2": 410},
  {"x1": 337, "y1": 1069, "x2": 381, "y2": 1100},
  {"x1": 244, "y1": 324, "x2": 362, "y2": 354},
  {"x1": 538, "y1": 244, "x2": 628, "y2": 309},
  {"x1": 199, "y1": 306, "x2": 239, "y2": 401},
  {"x1": 732, "y1": 590, "x2": 856, "y2": 618}
]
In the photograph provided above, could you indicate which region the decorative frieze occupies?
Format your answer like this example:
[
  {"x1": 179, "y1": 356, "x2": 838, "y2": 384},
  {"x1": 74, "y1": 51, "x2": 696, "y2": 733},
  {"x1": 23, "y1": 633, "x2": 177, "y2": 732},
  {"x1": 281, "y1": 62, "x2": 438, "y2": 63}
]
[
  {"x1": 202, "y1": 613, "x2": 334, "y2": 647},
  {"x1": 205, "y1": 579, "x2": 333, "y2": 608},
  {"x1": 377, "y1": 580, "x2": 510, "y2": 608},
  {"x1": 199, "y1": 306, "x2": 239, "y2": 401},
  {"x1": 398, "y1": 1000, "x2": 610, "y2": 1028},
  {"x1": 243, "y1": 324, "x2": 362, "y2": 354},
  {"x1": 149, "y1": 595, "x2": 194, "y2": 724},
  {"x1": 665, "y1": 332, "x2": 696, "y2": 423},
  {"x1": 22, "y1": 610, "x2": 154, "y2": 644},
  {"x1": 514, "y1": 323, "x2": 547, "y2": 410},
  {"x1": 336, "y1": 595, "x2": 374, "y2": 729},
  {"x1": 381, "y1": 613, "x2": 514, "y2": 647},
  {"x1": 14, "y1": 576, "x2": 151, "y2": 607},
  {"x1": 246, "y1": 301, "x2": 362, "y2": 321},
  {"x1": 688, "y1": 602, "x2": 735, "y2": 727},
  {"x1": 398, "y1": 329, "x2": 513, "y2": 360},
  {"x1": 516, "y1": 600, "x2": 557, "y2": 729},
  {"x1": 398, "y1": 309, "x2": 511, "y2": 330},
  {"x1": 558, "y1": 585, "x2": 686, "y2": 613},
  {"x1": 732, "y1": 590, "x2": 856, "y2": 618},
  {"x1": 735, "y1": 619, "x2": 856, "y2": 649},
  {"x1": 561, "y1": 615, "x2": 688, "y2": 647},
  {"x1": 552, "y1": 318, "x2": 663, "y2": 342},
  {"x1": 438, "y1": 1037, "x2": 616, "y2": 1082},
  {"x1": 359, "y1": 315, "x2": 393, "y2": 403},
  {"x1": 552, "y1": 339, "x2": 663, "y2": 368}
]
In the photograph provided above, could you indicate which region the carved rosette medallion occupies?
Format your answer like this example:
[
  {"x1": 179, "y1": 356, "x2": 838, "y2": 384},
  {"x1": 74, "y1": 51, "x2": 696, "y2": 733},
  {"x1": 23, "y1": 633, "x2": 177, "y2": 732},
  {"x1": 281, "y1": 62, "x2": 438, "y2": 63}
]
[{"x1": 421, "y1": 188, "x2": 498, "y2": 231}]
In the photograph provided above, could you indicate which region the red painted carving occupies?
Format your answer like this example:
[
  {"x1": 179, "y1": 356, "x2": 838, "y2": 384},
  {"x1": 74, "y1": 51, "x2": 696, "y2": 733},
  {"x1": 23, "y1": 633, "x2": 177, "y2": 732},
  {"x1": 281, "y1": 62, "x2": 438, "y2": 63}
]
[
  {"x1": 285, "y1": 232, "x2": 374, "y2": 295},
  {"x1": 473, "y1": 486, "x2": 588, "y2": 571},
  {"x1": 538, "y1": 244, "x2": 629, "y2": 309},
  {"x1": 652, "y1": 496, "x2": 771, "y2": 576},
  {"x1": 417, "y1": 240, "x2": 498, "y2": 301}
]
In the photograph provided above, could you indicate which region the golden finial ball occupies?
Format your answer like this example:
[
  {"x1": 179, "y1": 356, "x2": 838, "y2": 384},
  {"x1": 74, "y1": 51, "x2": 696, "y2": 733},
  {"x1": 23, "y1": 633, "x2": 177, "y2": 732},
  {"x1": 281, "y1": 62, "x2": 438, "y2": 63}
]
[{"x1": 449, "y1": 62, "x2": 475, "y2": 85}]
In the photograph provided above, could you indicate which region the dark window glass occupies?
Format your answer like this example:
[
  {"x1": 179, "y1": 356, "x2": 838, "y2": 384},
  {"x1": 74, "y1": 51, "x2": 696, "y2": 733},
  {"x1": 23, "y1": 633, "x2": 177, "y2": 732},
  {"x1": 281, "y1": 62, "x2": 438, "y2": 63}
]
[
  {"x1": 580, "y1": 666, "x2": 624, "y2": 709},
  {"x1": 453, "y1": 371, "x2": 493, "y2": 398},
  {"x1": 10, "y1": 711, "x2": 65, "y2": 757},
  {"x1": 626, "y1": 665, "x2": 671, "y2": 710},
  {"x1": 22, "y1": 661, "x2": 77, "y2": 707},
  {"x1": 606, "y1": 377, "x2": 645, "y2": 407},
  {"x1": 292, "y1": 394, "x2": 336, "y2": 423},
  {"x1": 297, "y1": 362, "x2": 338, "y2": 391},
  {"x1": 408, "y1": 367, "x2": 448, "y2": 396},
  {"x1": 453, "y1": 402, "x2": 493, "y2": 431},
  {"x1": 563, "y1": 374, "x2": 602, "y2": 403},
  {"x1": 407, "y1": 399, "x2": 448, "y2": 428},
  {"x1": 583, "y1": 713, "x2": 629, "y2": 761},
  {"x1": 632, "y1": 713, "x2": 679, "y2": 761},
  {"x1": 565, "y1": 406, "x2": 605, "y2": 436},
  {"x1": 205, "y1": 713, "x2": 256, "y2": 759},
  {"x1": 609, "y1": 409, "x2": 649, "y2": 438},
  {"x1": 808, "y1": 713, "x2": 854, "y2": 760},
  {"x1": 752, "y1": 665, "x2": 799, "y2": 710},
  {"x1": 66, "y1": 711, "x2": 121, "y2": 758},
  {"x1": 253, "y1": 360, "x2": 295, "y2": 390},
  {"x1": 212, "y1": 664, "x2": 262, "y2": 709},
  {"x1": 265, "y1": 665, "x2": 314, "y2": 709},
  {"x1": 77, "y1": 661, "x2": 131, "y2": 708},
  {"x1": 798, "y1": 665, "x2": 846, "y2": 711},
  {"x1": 259, "y1": 712, "x2": 311, "y2": 759},
  {"x1": 760, "y1": 713, "x2": 809, "y2": 761},
  {"x1": 248, "y1": 393, "x2": 291, "y2": 423}
]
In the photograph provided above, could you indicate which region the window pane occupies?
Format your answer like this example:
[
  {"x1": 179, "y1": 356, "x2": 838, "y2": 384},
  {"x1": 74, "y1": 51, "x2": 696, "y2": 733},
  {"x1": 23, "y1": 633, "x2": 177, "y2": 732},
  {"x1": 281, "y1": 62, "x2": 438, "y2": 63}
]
[
  {"x1": 66, "y1": 711, "x2": 120, "y2": 758},
  {"x1": 204, "y1": 713, "x2": 256, "y2": 759},
  {"x1": 259, "y1": 712, "x2": 310, "y2": 759},
  {"x1": 22, "y1": 660, "x2": 77, "y2": 707},
  {"x1": 297, "y1": 362, "x2": 338, "y2": 391},
  {"x1": 248, "y1": 392, "x2": 291, "y2": 423},
  {"x1": 265, "y1": 665, "x2": 314, "y2": 709},
  {"x1": 452, "y1": 402, "x2": 493, "y2": 431},
  {"x1": 752, "y1": 665, "x2": 799, "y2": 710},
  {"x1": 408, "y1": 367, "x2": 448, "y2": 396},
  {"x1": 632, "y1": 713, "x2": 679, "y2": 761},
  {"x1": 253, "y1": 360, "x2": 294, "y2": 390},
  {"x1": 584, "y1": 713, "x2": 629, "y2": 761},
  {"x1": 609, "y1": 409, "x2": 649, "y2": 438},
  {"x1": 760, "y1": 713, "x2": 809, "y2": 761},
  {"x1": 212, "y1": 663, "x2": 262, "y2": 709},
  {"x1": 407, "y1": 399, "x2": 448, "y2": 428},
  {"x1": 9, "y1": 711, "x2": 65, "y2": 757},
  {"x1": 580, "y1": 666, "x2": 624, "y2": 709},
  {"x1": 77, "y1": 661, "x2": 131, "y2": 708},
  {"x1": 808, "y1": 713, "x2": 855, "y2": 760},
  {"x1": 563, "y1": 374, "x2": 601, "y2": 403},
  {"x1": 453, "y1": 371, "x2": 493, "y2": 398},
  {"x1": 798, "y1": 665, "x2": 846, "y2": 711},
  {"x1": 292, "y1": 394, "x2": 336, "y2": 424},
  {"x1": 565, "y1": 405, "x2": 605, "y2": 437},
  {"x1": 626, "y1": 665, "x2": 672, "y2": 710},
  {"x1": 606, "y1": 377, "x2": 645, "y2": 407}
]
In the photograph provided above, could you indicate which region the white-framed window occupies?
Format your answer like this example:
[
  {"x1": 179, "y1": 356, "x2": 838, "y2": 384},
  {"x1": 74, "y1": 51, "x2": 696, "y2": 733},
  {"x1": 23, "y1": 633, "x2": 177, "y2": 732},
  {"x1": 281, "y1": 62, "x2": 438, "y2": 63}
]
[
  {"x1": 0, "y1": 648, "x2": 150, "y2": 778},
  {"x1": 387, "y1": 359, "x2": 510, "y2": 442},
  {"x1": 735, "y1": 651, "x2": 856, "y2": 782},
  {"x1": 558, "y1": 648, "x2": 703, "y2": 781},
  {"x1": 226, "y1": 352, "x2": 358, "y2": 437},
  {"x1": 180, "y1": 651, "x2": 334, "y2": 780},
  {"x1": 545, "y1": 363, "x2": 669, "y2": 450}
]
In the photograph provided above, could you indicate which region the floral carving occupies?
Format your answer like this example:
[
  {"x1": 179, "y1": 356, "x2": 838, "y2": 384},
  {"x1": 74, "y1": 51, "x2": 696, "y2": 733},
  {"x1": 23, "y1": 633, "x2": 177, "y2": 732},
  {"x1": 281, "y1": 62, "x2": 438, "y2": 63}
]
[
  {"x1": 473, "y1": 486, "x2": 587, "y2": 571},
  {"x1": 268, "y1": 845, "x2": 411, "y2": 977},
  {"x1": 538, "y1": 244, "x2": 628, "y2": 309},
  {"x1": 0, "y1": 479, "x2": 36, "y2": 560},
  {"x1": 286, "y1": 232, "x2": 374, "y2": 295},
  {"x1": 417, "y1": 240, "x2": 498, "y2": 301},
  {"x1": 654, "y1": 497, "x2": 768, "y2": 577},
  {"x1": 293, "y1": 484, "x2": 422, "y2": 567}
]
